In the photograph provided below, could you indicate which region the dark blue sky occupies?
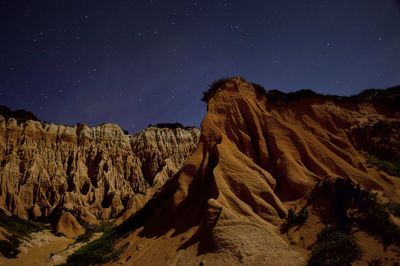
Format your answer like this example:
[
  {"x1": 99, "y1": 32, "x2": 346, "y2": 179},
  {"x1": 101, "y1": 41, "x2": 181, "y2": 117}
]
[{"x1": 1, "y1": 0, "x2": 400, "y2": 132}]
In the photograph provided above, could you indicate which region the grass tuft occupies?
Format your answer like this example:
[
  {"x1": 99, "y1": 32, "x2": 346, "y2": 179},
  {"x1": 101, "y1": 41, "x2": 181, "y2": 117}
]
[
  {"x1": 65, "y1": 222, "x2": 121, "y2": 265},
  {"x1": 367, "y1": 155, "x2": 400, "y2": 177}
]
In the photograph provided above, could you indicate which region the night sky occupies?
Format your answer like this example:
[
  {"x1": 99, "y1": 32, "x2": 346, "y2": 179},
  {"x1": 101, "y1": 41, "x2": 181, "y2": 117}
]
[{"x1": 1, "y1": 1, "x2": 400, "y2": 132}]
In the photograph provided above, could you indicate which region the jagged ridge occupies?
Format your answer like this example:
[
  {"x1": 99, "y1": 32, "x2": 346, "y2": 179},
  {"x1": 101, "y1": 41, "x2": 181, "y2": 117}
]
[{"x1": 0, "y1": 115, "x2": 200, "y2": 222}]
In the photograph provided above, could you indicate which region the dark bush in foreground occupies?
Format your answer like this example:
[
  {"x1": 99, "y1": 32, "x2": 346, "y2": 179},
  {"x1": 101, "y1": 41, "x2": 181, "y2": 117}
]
[
  {"x1": 330, "y1": 179, "x2": 400, "y2": 247},
  {"x1": 308, "y1": 226, "x2": 362, "y2": 266},
  {"x1": 0, "y1": 235, "x2": 21, "y2": 258},
  {"x1": 66, "y1": 234, "x2": 118, "y2": 265},
  {"x1": 281, "y1": 208, "x2": 308, "y2": 232},
  {"x1": 386, "y1": 202, "x2": 400, "y2": 218},
  {"x1": 74, "y1": 221, "x2": 113, "y2": 244},
  {"x1": 367, "y1": 155, "x2": 400, "y2": 177}
]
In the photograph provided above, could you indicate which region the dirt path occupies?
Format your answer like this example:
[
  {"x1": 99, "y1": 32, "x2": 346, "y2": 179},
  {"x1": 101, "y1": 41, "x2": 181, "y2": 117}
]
[{"x1": 0, "y1": 230, "x2": 103, "y2": 266}]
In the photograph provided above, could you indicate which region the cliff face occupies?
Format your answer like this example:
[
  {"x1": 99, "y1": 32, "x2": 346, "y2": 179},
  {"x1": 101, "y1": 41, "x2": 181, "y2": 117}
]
[
  {"x1": 0, "y1": 117, "x2": 199, "y2": 221},
  {"x1": 131, "y1": 126, "x2": 201, "y2": 187},
  {"x1": 113, "y1": 78, "x2": 400, "y2": 265}
]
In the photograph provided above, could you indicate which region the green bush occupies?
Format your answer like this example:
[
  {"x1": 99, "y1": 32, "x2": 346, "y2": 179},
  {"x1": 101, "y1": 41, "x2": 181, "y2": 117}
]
[
  {"x1": 356, "y1": 201, "x2": 400, "y2": 246},
  {"x1": 0, "y1": 212, "x2": 46, "y2": 236},
  {"x1": 74, "y1": 221, "x2": 113, "y2": 244},
  {"x1": 331, "y1": 179, "x2": 400, "y2": 247},
  {"x1": 367, "y1": 155, "x2": 400, "y2": 177},
  {"x1": 201, "y1": 78, "x2": 229, "y2": 102},
  {"x1": 308, "y1": 227, "x2": 362, "y2": 266},
  {"x1": 74, "y1": 228, "x2": 95, "y2": 244},
  {"x1": 66, "y1": 234, "x2": 117, "y2": 265},
  {"x1": 282, "y1": 208, "x2": 308, "y2": 232},
  {"x1": 66, "y1": 222, "x2": 119, "y2": 265},
  {"x1": 386, "y1": 202, "x2": 400, "y2": 217}
]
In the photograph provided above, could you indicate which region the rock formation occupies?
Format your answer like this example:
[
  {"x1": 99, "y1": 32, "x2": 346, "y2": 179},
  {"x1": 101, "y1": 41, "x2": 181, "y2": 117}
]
[
  {"x1": 110, "y1": 77, "x2": 400, "y2": 265},
  {"x1": 54, "y1": 211, "x2": 85, "y2": 238},
  {"x1": 131, "y1": 124, "x2": 201, "y2": 187},
  {"x1": 0, "y1": 116, "x2": 200, "y2": 222},
  {"x1": 1, "y1": 78, "x2": 400, "y2": 265}
]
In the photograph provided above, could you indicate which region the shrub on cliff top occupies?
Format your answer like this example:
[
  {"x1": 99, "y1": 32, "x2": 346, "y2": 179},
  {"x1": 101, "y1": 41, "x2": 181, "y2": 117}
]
[{"x1": 201, "y1": 77, "x2": 230, "y2": 102}]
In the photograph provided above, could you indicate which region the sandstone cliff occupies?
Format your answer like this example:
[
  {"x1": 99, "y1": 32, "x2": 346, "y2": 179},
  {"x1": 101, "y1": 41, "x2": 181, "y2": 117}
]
[
  {"x1": 0, "y1": 117, "x2": 199, "y2": 222},
  {"x1": 109, "y1": 77, "x2": 400, "y2": 265},
  {"x1": 54, "y1": 211, "x2": 85, "y2": 238}
]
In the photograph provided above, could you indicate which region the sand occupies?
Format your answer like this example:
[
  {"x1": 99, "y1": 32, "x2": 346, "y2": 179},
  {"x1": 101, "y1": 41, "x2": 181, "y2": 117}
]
[{"x1": 0, "y1": 230, "x2": 102, "y2": 266}]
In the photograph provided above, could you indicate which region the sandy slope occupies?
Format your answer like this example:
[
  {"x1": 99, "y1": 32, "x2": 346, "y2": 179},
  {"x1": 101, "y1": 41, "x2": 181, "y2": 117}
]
[
  {"x1": 0, "y1": 229, "x2": 102, "y2": 266},
  {"x1": 0, "y1": 230, "x2": 73, "y2": 266}
]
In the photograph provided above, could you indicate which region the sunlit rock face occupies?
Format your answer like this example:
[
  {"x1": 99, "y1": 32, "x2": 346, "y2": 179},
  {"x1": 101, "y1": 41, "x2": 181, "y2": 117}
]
[
  {"x1": 112, "y1": 78, "x2": 400, "y2": 266},
  {"x1": 0, "y1": 116, "x2": 199, "y2": 221},
  {"x1": 131, "y1": 125, "x2": 201, "y2": 187}
]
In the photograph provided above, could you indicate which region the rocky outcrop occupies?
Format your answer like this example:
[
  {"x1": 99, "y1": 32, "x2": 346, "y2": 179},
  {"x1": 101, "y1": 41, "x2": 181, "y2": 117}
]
[
  {"x1": 112, "y1": 77, "x2": 400, "y2": 265},
  {"x1": 131, "y1": 125, "x2": 200, "y2": 187},
  {"x1": 0, "y1": 116, "x2": 199, "y2": 221},
  {"x1": 54, "y1": 211, "x2": 85, "y2": 238}
]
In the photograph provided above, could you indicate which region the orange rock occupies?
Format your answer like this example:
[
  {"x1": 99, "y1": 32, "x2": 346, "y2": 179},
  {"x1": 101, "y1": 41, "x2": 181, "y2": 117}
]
[
  {"x1": 0, "y1": 118, "x2": 199, "y2": 223},
  {"x1": 111, "y1": 77, "x2": 400, "y2": 265},
  {"x1": 54, "y1": 211, "x2": 85, "y2": 239}
]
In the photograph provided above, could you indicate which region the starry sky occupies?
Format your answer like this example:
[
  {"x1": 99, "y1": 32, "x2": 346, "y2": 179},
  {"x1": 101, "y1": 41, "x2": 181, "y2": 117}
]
[{"x1": 1, "y1": 0, "x2": 400, "y2": 132}]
